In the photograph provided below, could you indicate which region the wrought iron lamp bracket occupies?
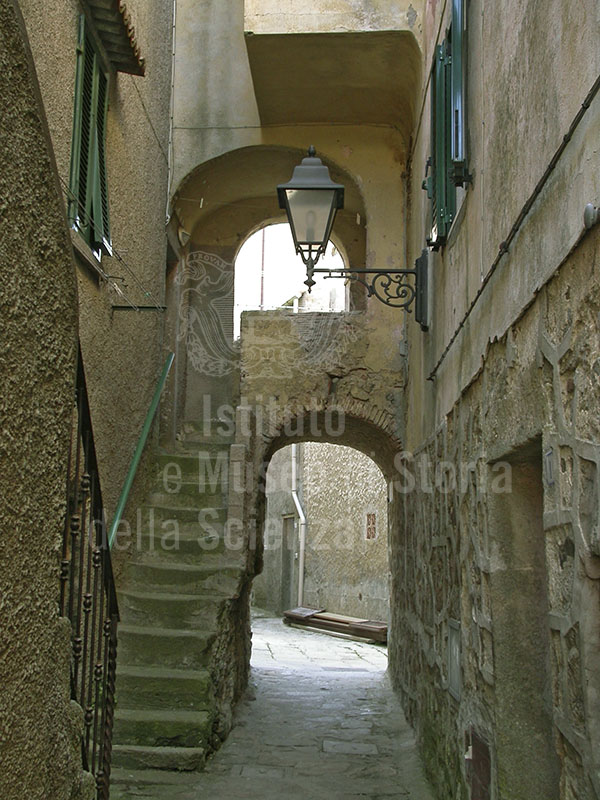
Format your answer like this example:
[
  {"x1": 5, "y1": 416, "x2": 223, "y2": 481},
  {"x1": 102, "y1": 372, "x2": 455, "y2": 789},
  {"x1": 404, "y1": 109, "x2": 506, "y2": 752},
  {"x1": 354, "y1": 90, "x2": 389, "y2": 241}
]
[
  {"x1": 315, "y1": 266, "x2": 417, "y2": 310},
  {"x1": 303, "y1": 249, "x2": 429, "y2": 329}
]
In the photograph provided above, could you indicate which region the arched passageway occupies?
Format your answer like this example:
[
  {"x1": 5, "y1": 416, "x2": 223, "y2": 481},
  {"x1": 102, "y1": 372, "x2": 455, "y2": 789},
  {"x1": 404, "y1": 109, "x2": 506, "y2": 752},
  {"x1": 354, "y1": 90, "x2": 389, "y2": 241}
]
[
  {"x1": 255, "y1": 441, "x2": 390, "y2": 620},
  {"x1": 162, "y1": 144, "x2": 370, "y2": 437},
  {"x1": 114, "y1": 139, "x2": 410, "y2": 791}
]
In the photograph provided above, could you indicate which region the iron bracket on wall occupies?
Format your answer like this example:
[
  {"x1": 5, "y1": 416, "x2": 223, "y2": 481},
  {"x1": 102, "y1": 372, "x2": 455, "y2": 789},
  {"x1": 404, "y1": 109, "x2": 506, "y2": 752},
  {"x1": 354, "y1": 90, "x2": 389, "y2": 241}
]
[{"x1": 312, "y1": 249, "x2": 429, "y2": 328}]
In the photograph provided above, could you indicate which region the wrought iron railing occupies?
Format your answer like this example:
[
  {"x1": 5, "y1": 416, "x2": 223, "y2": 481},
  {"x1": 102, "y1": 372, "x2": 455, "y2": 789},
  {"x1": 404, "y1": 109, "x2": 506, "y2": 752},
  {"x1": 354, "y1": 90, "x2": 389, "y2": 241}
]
[{"x1": 60, "y1": 344, "x2": 119, "y2": 799}]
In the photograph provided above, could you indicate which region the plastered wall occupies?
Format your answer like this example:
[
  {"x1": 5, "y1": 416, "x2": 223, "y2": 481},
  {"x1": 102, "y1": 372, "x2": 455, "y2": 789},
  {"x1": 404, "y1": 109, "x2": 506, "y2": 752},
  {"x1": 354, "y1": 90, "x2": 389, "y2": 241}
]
[
  {"x1": 18, "y1": 0, "x2": 173, "y2": 520},
  {"x1": 0, "y1": 2, "x2": 91, "y2": 796}
]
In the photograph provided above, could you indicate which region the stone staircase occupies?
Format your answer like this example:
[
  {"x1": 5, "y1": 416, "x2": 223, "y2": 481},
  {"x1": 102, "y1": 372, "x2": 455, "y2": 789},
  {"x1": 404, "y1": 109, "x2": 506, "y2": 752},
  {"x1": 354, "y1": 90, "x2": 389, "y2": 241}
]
[{"x1": 110, "y1": 431, "x2": 250, "y2": 786}]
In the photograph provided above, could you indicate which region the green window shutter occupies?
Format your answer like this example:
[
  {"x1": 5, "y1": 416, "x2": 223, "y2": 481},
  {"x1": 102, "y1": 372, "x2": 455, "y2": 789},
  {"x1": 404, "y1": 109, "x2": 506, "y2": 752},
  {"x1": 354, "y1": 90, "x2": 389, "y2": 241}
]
[
  {"x1": 422, "y1": 40, "x2": 456, "y2": 250},
  {"x1": 422, "y1": 51, "x2": 440, "y2": 247},
  {"x1": 68, "y1": 16, "x2": 111, "y2": 256},
  {"x1": 434, "y1": 42, "x2": 449, "y2": 239},
  {"x1": 68, "y1": 15, "x2": 87, "y2": 232},
  {"x1": 450, "y1": 0, "x2": 468, "y2": 185},
  {"x1": 441, "y1": 40, "x2": 456, "y2": 231},
  {"x1": 90, "y1": 66, "x2": 111, "y2": 255}
]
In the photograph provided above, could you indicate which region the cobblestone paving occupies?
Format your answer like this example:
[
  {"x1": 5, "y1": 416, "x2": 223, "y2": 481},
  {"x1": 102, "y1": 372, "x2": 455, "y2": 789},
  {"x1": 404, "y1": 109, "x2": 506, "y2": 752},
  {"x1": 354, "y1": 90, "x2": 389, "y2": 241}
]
[{"x1": 111, "y1": 611, "x2": 434, "y2": 799}]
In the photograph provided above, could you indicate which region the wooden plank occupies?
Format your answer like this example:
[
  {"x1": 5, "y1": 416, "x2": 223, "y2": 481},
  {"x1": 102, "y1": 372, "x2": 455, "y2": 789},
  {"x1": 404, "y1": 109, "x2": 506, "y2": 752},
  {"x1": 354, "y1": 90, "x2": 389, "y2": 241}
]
[
  {"x1": 316, "y1": 612, "x2": 370, "y2": 624},
  {"x1": 284, "y1": 612, "x2": 387, "y2": 643},
  {"x1": 284, "y1": 607, "x2": 325, "y2": 620}
]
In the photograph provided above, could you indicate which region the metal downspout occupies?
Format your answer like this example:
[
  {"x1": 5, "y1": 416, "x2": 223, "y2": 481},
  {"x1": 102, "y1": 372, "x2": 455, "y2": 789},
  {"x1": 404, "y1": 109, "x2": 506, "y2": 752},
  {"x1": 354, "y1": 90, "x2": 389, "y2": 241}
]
[{"x1": 291, "y1": 443, "x2": 307, "y2": 607}]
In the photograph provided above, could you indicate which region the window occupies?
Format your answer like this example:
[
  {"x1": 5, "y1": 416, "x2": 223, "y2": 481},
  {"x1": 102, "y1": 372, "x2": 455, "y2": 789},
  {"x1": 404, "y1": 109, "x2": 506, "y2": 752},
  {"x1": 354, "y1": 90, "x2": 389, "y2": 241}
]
[
  {"x1": 422, "y1": 0, "x2": 469, "y2": 250},
  {"x1": 365, "y1": 513, "x2": 377, "y2": 540},
  {"x1": 68, "y1": 15, "x2": 111, "y2": 257}
]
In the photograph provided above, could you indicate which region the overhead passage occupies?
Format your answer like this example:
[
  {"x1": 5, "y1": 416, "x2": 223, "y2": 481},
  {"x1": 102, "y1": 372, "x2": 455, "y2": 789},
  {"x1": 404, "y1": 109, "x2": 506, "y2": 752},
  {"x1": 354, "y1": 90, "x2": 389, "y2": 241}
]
[{"x1": 244, "y1": 31, "x2": 420, "y2": 142}]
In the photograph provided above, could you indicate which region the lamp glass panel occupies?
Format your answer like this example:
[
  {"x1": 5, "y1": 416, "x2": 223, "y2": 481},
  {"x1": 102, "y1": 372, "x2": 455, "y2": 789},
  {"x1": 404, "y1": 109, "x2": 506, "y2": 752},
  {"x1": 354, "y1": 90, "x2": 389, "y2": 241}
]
[{"x1": 286, "y1": 189, "x2": 335, "y2": 245}]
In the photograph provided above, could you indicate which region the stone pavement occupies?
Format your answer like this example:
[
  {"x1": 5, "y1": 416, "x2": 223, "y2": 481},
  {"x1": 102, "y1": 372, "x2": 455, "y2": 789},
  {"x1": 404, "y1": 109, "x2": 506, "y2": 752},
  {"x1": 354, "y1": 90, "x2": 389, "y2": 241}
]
[{"x1": 111, "y1": 610, "x2": 435, "y2": 799}]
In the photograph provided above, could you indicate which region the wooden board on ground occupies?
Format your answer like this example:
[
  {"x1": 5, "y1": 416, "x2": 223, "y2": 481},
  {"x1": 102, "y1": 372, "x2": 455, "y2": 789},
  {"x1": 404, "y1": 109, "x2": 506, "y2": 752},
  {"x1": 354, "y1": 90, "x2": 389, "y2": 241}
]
[{"x1": 283, "y1": 607, "x2": 387, "y2": 643}]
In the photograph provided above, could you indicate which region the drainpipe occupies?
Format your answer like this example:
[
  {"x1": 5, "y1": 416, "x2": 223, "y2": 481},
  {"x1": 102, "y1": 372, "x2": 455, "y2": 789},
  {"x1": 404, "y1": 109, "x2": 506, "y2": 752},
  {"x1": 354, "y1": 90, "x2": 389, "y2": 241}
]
[
  {"x1": 165, "y1": 0, "x2": 177, "y2": 223},
  {"x1": 291, "y1": 443, "x2": 307, "y2": 607}
]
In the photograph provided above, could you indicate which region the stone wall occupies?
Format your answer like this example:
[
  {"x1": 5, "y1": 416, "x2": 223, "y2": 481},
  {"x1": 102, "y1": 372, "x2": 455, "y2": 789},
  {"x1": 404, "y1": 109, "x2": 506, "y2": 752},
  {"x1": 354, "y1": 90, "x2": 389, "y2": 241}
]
[
  {"x1": 0, "y1": 1, "x2": 91, "y2": 797},
  {"x1": 301, "y1": 443, "x2": 389, "y2": 621},
  {"x1": 252, "y1": 446, "x2": 298, "y2": 613},
  {"x1": 400, "y1": 1, "x2": 600, "y2": 797},
  {"x1": 255, "y1": 442, "x2": 390, "y2": 621},
  {"x1": 240, "y1": 310, "x2": 404, "y2": 462},
  {"x1": 393, "y1": 231, "x2": 600, "y2": 797}
]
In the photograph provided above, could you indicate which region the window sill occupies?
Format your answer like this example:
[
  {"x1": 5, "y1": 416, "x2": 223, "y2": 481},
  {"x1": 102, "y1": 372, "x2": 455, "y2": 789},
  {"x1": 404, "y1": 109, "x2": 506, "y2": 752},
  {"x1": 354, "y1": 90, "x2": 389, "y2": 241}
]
[
  {"x1": 446, "y1": 185, "x2": 468, "y2": 249},
  {"x1": 70, "y1": 229, "x2": 106, "y2": 282}
]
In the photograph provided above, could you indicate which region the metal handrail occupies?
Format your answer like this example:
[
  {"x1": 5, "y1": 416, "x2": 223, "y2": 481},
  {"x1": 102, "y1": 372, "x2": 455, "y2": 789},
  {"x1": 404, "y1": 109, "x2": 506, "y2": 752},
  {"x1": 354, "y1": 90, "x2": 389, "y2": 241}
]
[{"x1": 107, "y1": 351, "x2": 175, "y2": 549}]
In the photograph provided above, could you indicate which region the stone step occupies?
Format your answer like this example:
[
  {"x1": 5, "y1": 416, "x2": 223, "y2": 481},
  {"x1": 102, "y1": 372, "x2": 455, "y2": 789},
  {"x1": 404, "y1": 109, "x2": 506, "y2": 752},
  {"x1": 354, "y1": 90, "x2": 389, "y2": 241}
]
[
  {"x1": 180, "y1": 420, "x2": 235, "y2": 445},
  {"x1": 155, "y1": 452, "x2": 231, "y2": 490},
  {"x1": 146, "y1": 490, "x2": 228, "y2": 510},
  {"x1": 134, "y1": 514, "x2": 227, "y2": 538},
  {"x1": 116, "y1": 665, "x2": 213, "y2": 712},
  {"x1": 118, "y1": 589, "x2": 223, "y2": 630},
  {"x1": 110, "y1": 767, "x2": 201, "y2": 790},
  {"x1": 118, "y1": 624, "x2": 215, "y2": 669},
  {"x1": 131, "y1": 529, "x2": 229, "y2": 561},
  {"x1": 139, "y1": 503, "x2": 228, "y2": 527},
  {"x1": 112, "y1": 708, "x2": 212, "y2": 749},
  {"x1": 111, "y1": 744, "x2": 206, "y2": 772},
  {"x1": 149, "y1": 476, "x2": 229, "y2": 499},
  {"x1": 158, "y1": 445, "x2": 232, "y2": 474},
  {"x1": 123, "y1": 559, "x2": 241, "y2": 595}
]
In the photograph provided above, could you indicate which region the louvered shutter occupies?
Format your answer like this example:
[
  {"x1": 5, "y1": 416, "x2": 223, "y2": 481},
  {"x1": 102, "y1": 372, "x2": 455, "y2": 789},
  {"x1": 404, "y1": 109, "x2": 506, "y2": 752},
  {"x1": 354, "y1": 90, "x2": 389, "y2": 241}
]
[
  {"x1": 68, "y1": 16, "x2": 111, "y2": 255},
  {"x1": 450, "y1": 0, "x2": 467, "y2": 185},
  {"x1": 90, "y1": 65, "x2": 111, "y2": 254},
  {"x1": 434, "y1": 43, "x2": 448, "y2": 243},
  {"x1": 68, "y1": 16, "x2": 88, "y2": 233},
  {"x1": 422, "y1": 50, "x2": 439, "y2": 248},
  {"x1": 440, "y1": 40, "x2": 456, "y2": 233},
  {"x1": 422, "y1": 4, "x2": 468, "y2": 249}
]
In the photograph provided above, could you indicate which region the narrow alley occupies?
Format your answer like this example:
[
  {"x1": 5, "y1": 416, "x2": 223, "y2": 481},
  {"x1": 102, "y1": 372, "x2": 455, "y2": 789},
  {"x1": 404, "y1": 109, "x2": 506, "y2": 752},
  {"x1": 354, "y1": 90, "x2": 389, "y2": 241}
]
[
  {"x1": 111, "y1": 612, "x2": 434, "y2": 800},
  {"x1": 5, "y1": 1, "x2": 600, "y2": 798}
]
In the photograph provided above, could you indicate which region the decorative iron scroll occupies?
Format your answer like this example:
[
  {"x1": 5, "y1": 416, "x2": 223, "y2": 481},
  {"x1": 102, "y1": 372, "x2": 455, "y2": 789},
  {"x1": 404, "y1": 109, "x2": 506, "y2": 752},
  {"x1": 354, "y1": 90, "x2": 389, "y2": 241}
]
[
  {"x1": 311, "y1": 249, "x2": 428, "y2": 325},
  {"x1": 317, "y1": 268, "x2": 418, "y2": 310},
  {"x1": 60, "y1": 344, "x2": 119, "y2": 800}
]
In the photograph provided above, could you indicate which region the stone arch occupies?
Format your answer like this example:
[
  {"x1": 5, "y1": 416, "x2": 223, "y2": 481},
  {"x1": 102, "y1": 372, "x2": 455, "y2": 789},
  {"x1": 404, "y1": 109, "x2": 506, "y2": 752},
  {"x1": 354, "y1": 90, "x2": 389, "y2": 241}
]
[
  {"x1": 234, "y1": 301, "x2": 403, "y2": 565},
  {"x1": 252, "y1": 409, "x2": 401, "y2": 559},
  {"x1": 167, "y1": 144, "x2": 371, "y2": 428},
  {"x1": 231, "y1": 401, "x2": 404, "y2": 682},
  {"x1": 170, "y1": 143, "x2": 367, "y2": 272}
]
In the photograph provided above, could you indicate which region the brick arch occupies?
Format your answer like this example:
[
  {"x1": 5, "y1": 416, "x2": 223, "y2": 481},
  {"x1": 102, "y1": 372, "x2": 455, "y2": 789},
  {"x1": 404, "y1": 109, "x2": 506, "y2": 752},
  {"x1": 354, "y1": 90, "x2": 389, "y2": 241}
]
[
  {"x1": 252, "y1": 410, "x2": 402, "y2": 573},
  {"x1": 262, "y1": 410, "x2": 401, "y2": 480}
]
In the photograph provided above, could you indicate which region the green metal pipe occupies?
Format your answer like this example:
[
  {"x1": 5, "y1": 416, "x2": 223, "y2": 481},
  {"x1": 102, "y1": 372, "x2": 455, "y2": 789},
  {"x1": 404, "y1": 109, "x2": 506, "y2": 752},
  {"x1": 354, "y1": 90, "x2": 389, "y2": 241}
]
[{"x1": 108, "y1": 351, "x2": 175, "y2": 549}]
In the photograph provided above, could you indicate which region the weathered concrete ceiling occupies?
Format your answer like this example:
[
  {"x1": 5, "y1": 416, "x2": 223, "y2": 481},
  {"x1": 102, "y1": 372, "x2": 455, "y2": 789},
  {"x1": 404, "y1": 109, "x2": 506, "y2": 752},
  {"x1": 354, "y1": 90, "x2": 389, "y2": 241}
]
[{"x1": 244, "y1": 31, "x2": 420, "y2": 141}]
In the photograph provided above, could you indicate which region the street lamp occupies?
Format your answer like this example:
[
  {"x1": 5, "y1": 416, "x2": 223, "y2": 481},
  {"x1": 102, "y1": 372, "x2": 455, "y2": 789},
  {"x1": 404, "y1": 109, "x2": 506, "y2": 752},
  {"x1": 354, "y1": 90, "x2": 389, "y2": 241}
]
[
  {"x1": 278, "y1": 147, "x2": 429, "y2": 326},
  {"x1": 277, "y1": 146, "x2": 344, "y2": 290}
]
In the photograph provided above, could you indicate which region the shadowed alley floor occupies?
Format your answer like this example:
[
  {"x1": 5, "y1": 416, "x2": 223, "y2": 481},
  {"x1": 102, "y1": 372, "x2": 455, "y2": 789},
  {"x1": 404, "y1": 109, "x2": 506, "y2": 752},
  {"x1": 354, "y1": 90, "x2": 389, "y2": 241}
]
[{"x1": 111, "y1": 611, "x2": 434, "y2": 799}]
